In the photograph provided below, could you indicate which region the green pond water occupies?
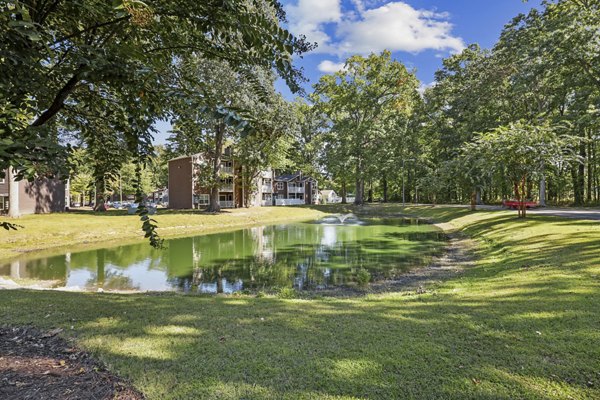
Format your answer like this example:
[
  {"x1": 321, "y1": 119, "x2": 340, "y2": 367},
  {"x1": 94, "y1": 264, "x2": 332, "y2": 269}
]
[{"x1": 0, "y1": 217, "x2": 445, "y2": 293}]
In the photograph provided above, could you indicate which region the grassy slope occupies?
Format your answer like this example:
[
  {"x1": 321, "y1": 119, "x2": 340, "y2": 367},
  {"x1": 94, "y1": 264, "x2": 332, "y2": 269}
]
[
  {"x1": 1, "y1": 205, "x2": 599, "y2": 399},
  {"x1": 0, "y1": 206, "x2": 326, "y2": 261}
]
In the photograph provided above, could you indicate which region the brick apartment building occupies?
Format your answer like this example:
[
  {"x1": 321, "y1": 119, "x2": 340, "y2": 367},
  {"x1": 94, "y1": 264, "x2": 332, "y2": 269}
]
[
  {"x1": 168, "y1": 151, "x2": 318, "y2": 209},
  {"x1": 168, "y1": 149, "x2": 270, "y2": 210}
]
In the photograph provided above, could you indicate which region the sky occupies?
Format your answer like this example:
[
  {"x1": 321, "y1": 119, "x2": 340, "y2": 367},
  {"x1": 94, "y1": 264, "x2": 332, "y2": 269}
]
[{"x1": 153, "y1": 0, "x2": 542, "y2": 144}]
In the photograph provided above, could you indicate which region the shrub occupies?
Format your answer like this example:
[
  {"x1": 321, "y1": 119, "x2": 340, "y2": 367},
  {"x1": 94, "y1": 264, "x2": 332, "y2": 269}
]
[
  {"x1": 356, "y1": 268, "x2": 371, "y2": 286},
  {"x1": 277, "y1": 287, "x2": 297, "y2": 299}
]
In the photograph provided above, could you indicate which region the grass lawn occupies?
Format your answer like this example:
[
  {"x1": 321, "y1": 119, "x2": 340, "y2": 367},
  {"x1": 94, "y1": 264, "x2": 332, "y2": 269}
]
[
  {"x1": 0, "y1": 206, "x2": 326, "y2": 261},
  {"x1": 1, "y1": 205, "x2": 599, "y2": 399}
]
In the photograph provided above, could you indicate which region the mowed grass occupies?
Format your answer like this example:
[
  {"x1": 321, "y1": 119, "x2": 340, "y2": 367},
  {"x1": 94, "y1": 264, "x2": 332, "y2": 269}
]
[
  {"x1": 0, "y1": 206, "x2": 326, "y2": 261},
  {"x1": 1, "y1": 205, "x2": 599, "y2": 399}
]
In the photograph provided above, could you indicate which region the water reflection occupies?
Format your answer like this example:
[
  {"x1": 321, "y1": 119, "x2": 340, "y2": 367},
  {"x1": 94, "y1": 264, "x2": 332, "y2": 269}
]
[{"x1": 0, "y1": 218, "x2": 444, "y2": 293}]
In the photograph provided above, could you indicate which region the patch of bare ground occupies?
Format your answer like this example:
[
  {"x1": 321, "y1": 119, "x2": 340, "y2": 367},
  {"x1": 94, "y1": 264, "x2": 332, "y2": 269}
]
[
  {"x1": 0, "y1": 326, "x2": 143, "y2": 400},
  {"x1": 303, "y1": 224, "x2": 476, "y2": 298},
  {"x1": 368, "y1": 226, "x2": 476, "y2": 294}
]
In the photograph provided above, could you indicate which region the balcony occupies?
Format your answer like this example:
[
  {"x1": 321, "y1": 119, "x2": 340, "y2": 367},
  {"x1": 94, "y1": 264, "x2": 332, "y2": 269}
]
[
  {"x1": 262, "y1": 185, "x2": 272, "y2": 193},
  {"x1": 219, "y1": 201, "x2": 234, "y2": 208},
  {"x1": 219, "y1": 184, "x2": 234, "y2": 192},
  {"x1": 288, "y1": 186, "x2": 304, "y2": 194}
]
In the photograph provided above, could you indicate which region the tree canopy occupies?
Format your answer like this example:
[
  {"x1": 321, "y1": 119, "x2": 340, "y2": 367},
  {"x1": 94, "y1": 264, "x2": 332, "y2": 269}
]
[{"x1": 1, "y1": 0, "x2": 314, "y2": 242}]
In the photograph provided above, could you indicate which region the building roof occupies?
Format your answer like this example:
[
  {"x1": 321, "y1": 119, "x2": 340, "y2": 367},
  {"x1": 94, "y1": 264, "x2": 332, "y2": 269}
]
[
  {"x1": 274, "y1": 172, "x2": 317, "y2": 182},
  {"x1": 274, "y1": 173, "x2": 300, "y2": 181},
  {"x1": 168, "y1": 154, "x2": 193, "y2": 162},
  {"x1": 320, "y1": 189, "x2": 336, "y2": 196}
]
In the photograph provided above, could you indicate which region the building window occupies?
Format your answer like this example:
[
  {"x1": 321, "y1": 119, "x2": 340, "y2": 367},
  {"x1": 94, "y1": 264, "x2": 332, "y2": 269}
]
[
  {"x1": 263, "y1": 178, "x2": 271, "y2": 186},
  {"x1": 0, "y1": 196, "x2": 8, "y2": 211},
  {"x1": 0, "y1": 177, "x2": 4, "y2": 184},
  {"x1": 197, "y1": 194, "x2": 209, "y2": 206},
  {"x1": 276, "y1": 182, "x2": 284, "y2": 190}
]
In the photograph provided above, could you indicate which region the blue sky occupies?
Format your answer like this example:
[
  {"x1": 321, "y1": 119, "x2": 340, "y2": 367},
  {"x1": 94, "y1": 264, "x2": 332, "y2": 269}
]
[{"x1": 154, "y1": 0, "x2": 541, "y2": 144}]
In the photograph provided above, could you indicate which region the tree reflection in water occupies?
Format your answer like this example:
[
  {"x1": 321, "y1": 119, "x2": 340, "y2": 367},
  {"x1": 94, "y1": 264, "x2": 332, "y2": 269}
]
[{"x1": 0, "y1": 218, "x2": 444, "y2": 292}]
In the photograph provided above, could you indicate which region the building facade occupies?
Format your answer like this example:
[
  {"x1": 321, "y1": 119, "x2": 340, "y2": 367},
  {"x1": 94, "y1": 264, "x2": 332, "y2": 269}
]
[
  {"x1": 168, "y1": 152, "x2": 268, "y2": 210},
  {"x1": 273, "y1": 172, "x2": 318, "y2": 206},
  {"x1": 0, "y1": 170, "x2": 67, "y2": 215},
  {"x1": 168, "y1": 152, "x2": 318, "y2": 209}
]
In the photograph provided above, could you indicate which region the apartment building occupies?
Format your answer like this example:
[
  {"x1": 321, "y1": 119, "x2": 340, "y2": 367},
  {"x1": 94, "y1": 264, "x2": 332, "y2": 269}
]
[
  {"x1": 0, "y1": 170, "x2": 67, "y2": 215},
  {"x1": 168, "y1": 150, "x2": 270, "y2": 210},
  {"x1": 273, "y1": 172, "x2": 318, "y2": 205}
]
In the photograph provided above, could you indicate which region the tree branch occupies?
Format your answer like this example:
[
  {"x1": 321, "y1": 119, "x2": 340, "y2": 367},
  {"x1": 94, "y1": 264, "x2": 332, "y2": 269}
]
[
  {"x1": 31, "y1": 69, "x2": 83, "y2": 127},
  {"x1": 51, "y1": 15, "x2": 131, "y2": 46}
]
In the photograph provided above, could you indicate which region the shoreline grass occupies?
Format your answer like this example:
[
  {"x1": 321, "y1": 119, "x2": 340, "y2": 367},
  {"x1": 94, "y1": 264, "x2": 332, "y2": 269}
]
[
  {"x1": 1, "y1": 204, "x2": 599, "y2": 399},
  {"x1": 0, "y1": 206, "x2": 327, "y2": 262}
]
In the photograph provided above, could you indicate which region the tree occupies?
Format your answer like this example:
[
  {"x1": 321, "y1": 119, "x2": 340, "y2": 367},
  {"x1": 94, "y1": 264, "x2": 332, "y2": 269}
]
[
  {"x1": 68, "y1": 148, "x2": 94, "y2": 205},
  {"x1": 1, "y1": 0, "x2": 313, "y2": 245},
  {"x1": 464, "y1": 121, "x2": 580, "y2": 217},
  {"x1": 313, "y1": 51, "x2": 420, "y2": 205}
]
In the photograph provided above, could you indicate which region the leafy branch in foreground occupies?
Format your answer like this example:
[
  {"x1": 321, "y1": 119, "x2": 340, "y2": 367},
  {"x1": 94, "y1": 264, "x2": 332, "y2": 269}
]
[{"x1": 134, "y1": 161, "x2": 163, "y2": 249}]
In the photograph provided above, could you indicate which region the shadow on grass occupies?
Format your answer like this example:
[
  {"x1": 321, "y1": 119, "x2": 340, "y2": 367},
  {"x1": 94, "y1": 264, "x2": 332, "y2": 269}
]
[
  {"x1": 1, "y1": 278, "x2": 598, "y2": 399},
  {"x1": 2, "y1": 205, "x2": 599, "y2": 399}
]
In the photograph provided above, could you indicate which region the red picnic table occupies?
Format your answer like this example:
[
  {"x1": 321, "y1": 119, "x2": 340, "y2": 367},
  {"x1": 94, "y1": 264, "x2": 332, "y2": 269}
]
[{"x1": 502, "y1": 200, "x2": 539, "y2": 209}]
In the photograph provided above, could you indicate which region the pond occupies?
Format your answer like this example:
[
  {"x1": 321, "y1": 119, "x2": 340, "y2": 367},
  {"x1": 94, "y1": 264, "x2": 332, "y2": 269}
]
[{"x1": 0, "y1": 216, "x2": 445, "y2": 293}]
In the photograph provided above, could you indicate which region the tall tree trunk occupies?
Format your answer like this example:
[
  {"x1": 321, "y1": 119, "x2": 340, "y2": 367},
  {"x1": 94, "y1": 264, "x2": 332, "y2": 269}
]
[
  {"x1": 207, "y1": 123, "x2": 225, "y2": 212},
  {"x1": 367, "y1": 181, "x2": 373, "y2": 203},
  {"x1": 217, "y1": 268, "x2": 223, "y2": 294},
  {"x1": 354, "y1": 158, "x2": 363, "y2": 205},
  {"x1": 354, "y1": 177, "x2": 363, "y2": 205},
  {"x1": 539, "y1": 160, "x2": 546, "y2": 207},
  {"x1": 7, "y1": 168, "x2": 20, "y2": 218},
  {"x1": 587, "y1": 129, "x2": 593, "y2": 203},
  {"x1": 575, "y1": 140, "x2": 586, "y2": 205},
  {"x1": 521, "y1": 177, "x2": 527, "y2": 218},
  {"x1": 93, "y1": 179, "x2": 106, "y2": 211},
  {"x1": 514, "y1": 181, "x2": 522, "y2": 218},
  {"x1": 539, "y1": 175, "x2": 546, "y2": 207},
  {"x1": 382, "y1": 175, "x2": 388, "y2": 203},
  {"x1": 470, "y1": 190, "x2": 477, "y2": 211},
  {"x1": 571, "y1": 166, "x2": 580, "y2": 205},
  {"x1": 341, "y1": 181, "x2": 347, "y2": 204}
]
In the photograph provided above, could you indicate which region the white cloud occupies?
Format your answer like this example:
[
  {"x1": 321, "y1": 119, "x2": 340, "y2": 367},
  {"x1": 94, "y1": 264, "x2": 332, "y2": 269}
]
[
  {"x1": 285, "y1": 1, "x2": 464, "y2": 56},
  {"x1": 317, "y1": 60, "x2": 347, "y2": 73},
  {"x1": 417, "y1": 81, "x2": 436, "y2": 95},
  {"x1": 286, "y1": 0, "x2": 342, "y2": 53},
  {"x1": 337, "y1": 3, "x2": 464, "y2": 55}
]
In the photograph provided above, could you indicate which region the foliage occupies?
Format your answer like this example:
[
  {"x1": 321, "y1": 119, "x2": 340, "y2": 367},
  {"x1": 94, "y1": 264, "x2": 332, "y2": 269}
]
[
  {"x1": 1, "y1": 0, "x2": 313, "y2": 243},
  {"x1": 313, "y1": 51, "x2": 420, "y2": 204},
  {"x1": 463, "y1": 121, "x2": 580, "y2": 216},
  {"x1": 276, "y1": 287, "x2": 297, "y2": 299},
  {"x1": 355, "y1": 268, "x2": 371, "y2": 286}
]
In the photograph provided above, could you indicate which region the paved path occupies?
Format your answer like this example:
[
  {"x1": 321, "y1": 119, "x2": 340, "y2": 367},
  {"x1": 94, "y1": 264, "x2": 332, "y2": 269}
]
[
  {"x1": 522, "y1": 208, "x2": 600, "y2": 220},
  {"x1": 433, "y1": 204, "x2": 600, "y2": 221}
]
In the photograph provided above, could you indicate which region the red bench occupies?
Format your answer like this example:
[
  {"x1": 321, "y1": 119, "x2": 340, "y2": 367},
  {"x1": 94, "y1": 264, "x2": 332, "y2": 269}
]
[{"x1": 502, "y1": 200, "x2": 539, "y2": 209}]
